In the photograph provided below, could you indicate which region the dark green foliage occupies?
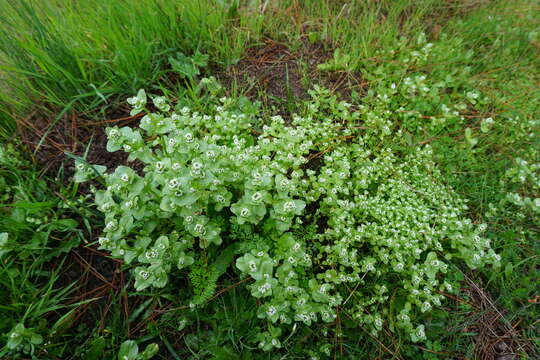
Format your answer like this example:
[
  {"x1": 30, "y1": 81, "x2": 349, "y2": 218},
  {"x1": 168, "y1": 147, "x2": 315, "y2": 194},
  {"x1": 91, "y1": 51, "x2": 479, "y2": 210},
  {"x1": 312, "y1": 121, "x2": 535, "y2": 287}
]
[
  {"x1": 0, "y1": 144, "x2": 84, "y2": 358},
  {"x1": 189, "y1": 262, "x2": 220, "y2": 307}
]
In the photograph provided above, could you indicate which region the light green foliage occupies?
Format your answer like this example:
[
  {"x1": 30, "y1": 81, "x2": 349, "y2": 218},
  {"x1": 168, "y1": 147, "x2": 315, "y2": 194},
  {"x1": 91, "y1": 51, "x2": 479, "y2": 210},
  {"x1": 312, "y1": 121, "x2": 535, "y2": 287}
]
[
  {"x1": 503, "y1": 155, "x2": 540, "y2": 218},
  {"x1": 80, "y1": 73, "x2": 500, "y2": 348},
  {"x1": 5, "y1": 323, "x2": 42, "y2": 355},
  {"x1": 317, "y1": 48, "x2": 353, "y2": 72},
  {"x1": 169, "y1": 50, "x2": 209, "y2": 80},
  {"x1": 117, "y1": 340, "x2": 158, "y2": 360}
]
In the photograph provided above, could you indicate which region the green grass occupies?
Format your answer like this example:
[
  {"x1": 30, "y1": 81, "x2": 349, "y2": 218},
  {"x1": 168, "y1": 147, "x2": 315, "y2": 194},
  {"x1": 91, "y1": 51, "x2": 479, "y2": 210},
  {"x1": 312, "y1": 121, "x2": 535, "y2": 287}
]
[
  {"x1": 0, "y1": 0, "x2": 482, "y2": 137},
  {"x1": 0, "y1": 0, "x2": 539, "y2": 359},
  {"x1": 0, "y1": 0, "x2": 259, "y2": 135},
  {"x1": 0, "y1": 144, "x2": 85, "y2": 358}
]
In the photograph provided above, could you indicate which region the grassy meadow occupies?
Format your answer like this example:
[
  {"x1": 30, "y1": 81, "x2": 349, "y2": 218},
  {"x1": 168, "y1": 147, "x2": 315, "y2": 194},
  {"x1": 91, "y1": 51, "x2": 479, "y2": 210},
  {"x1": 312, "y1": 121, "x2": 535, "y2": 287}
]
[{"x1": 0, "y1": 0, "x2": 538, "y2": 359}]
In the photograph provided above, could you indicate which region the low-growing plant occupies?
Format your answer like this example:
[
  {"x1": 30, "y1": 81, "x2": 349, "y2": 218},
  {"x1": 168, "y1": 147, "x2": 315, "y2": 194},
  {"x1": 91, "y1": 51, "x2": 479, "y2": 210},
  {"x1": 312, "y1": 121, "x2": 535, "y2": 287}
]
[
  {"x1": 503, "y1": 154, "x2": 540, "y2": 220},
  {"x1": 117, "y1": 340, "x2": 158, "y2": 360},
  {"x1": 77, "y1": 83, "x2": 502, "y2": 352},
  {"x1": 4, "y1": 323, "x2": 43, "y2": 357}
]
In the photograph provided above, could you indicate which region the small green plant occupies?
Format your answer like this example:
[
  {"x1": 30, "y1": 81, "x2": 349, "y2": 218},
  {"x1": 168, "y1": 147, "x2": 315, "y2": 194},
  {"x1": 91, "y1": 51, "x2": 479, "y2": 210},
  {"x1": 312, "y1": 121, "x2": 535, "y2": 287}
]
[
  {"x1": 503, "y1": 155, "x2": 540, "y2": 218},
  {"x1": 117, "y1": 340, "x2": 158, "y2": 360},
  {"x1": 169, "y1": 50, "x2": 209, "y2": 80},
  {"x1": 5, "y1": 323, "x2": 43, "y2": 357},
  {"x1": 317, "y1": 48, "x2": 353, "y2": 72}
]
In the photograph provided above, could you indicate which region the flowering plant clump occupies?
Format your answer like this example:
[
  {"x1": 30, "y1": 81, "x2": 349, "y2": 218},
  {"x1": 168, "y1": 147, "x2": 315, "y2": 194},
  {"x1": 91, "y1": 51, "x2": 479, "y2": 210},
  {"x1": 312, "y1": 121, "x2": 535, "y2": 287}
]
[
  {"x1": 77, "y1": 86, "x2": 499, "y2": 350},
  {"x1": 503, "y1": 155, "x2": 540, "y2": 219}
]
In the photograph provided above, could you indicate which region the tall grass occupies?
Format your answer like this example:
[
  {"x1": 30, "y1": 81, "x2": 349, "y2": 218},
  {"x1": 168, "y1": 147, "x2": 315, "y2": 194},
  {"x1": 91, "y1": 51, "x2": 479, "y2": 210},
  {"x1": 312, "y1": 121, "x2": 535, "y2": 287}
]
[
  {"x1": 0, "y1": 0, "x2": 480, "y2": 138},
  {"x1": 0, "y1": 0, "x2": 257, "y2": 136}
]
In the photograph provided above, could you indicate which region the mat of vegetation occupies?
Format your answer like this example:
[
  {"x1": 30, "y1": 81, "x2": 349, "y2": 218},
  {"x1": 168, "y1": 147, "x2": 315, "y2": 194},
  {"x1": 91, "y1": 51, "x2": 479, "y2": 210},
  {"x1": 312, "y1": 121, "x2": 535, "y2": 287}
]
[{"x1": 0, "y1": 0, "x2": 538, "y2": 359}]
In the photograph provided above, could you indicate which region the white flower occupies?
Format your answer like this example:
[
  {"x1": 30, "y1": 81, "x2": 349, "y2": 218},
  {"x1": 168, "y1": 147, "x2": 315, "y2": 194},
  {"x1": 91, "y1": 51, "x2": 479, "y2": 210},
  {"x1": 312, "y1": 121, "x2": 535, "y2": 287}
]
[
  {"x1": 415, "y1": 326, "x2": 426, "y2": 339},
  {"x1": 105, "y1": 221, "x2": 116, "y2": 231},
  {"x1": 248, "y1": 261, "x2": 257, "y2": 272},
  {"x1": 108, "y1": 129, "x2": 119, "y2": 138},
  {"x1": 251, "y1": 192, "x2": 262, "y2": 202},
  {"x1": 258, "y1": 283, "x2": 271, "y2": 293},
  {"x1": 283, "y1": 201, "x2": 296, "y2": 212},
  {"x1": 267, "y1": 306, "x2": 277, "y2": 316},
  {"x1": 398, "y1": 313, "x2": 410, "y2": 322},
  {"x1": 194, "y1": 224, "x2": 205, "y2": 233},
  {"x1": 240, "y1": 208, "x2": 250, "y2": 217},
  {"x1": 101, "y1": 202, "x2": 112, "y2": 212},
  {"x1": 153, "y1": 96, "x2": 170, "y2": 111}
]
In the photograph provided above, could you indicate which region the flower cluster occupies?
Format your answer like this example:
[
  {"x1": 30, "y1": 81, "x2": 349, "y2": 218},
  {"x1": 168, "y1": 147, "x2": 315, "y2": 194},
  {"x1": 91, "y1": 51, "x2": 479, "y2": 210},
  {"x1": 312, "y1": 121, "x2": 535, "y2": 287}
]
[
  {"x1": 78, "y1": 86, "x2": 499, "y2": 349},
  {"x1": 503, "y1": 156, "x2": 540, "y2": 217}
]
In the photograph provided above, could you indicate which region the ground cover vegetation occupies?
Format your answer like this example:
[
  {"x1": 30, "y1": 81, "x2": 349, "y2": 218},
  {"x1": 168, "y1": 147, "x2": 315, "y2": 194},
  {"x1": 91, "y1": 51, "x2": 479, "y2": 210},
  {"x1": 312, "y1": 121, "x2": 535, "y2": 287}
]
[{"x1": 0, "y1": 0, "x2": 538, "y2": 359}]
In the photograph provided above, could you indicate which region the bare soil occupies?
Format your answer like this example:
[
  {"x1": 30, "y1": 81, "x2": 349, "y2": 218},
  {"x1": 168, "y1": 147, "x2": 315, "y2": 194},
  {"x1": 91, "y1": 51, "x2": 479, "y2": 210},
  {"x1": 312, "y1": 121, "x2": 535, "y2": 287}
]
[{"x1": 216, "y1": 38, "x2": 366, "y2": 118}]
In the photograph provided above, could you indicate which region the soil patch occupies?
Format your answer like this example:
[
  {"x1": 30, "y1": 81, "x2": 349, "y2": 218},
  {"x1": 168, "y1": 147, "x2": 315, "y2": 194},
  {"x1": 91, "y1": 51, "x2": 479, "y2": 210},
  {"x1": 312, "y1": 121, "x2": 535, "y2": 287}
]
[
  {"x1": 18, "y1": 103, "x2": 142, "y2": 181},
  {"x1": 216, "y1": 38, "x2": 366, "y2": 118},
  {"x1": 454, "y1": 277, "x2": 538, "y2": 360},
  {"x1": 42, "y1": 243, "x2": 162, "y2": 360}
]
